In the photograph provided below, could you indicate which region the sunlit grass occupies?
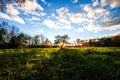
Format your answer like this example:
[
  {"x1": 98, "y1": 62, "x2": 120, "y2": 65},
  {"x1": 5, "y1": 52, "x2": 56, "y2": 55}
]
[{"x1": 0, "y1": 47, "x2": 120, "y2": 80}]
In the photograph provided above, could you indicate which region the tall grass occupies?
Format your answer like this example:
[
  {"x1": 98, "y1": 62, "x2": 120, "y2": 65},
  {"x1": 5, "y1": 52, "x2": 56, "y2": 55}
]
[{"x1": 0, "y1": 47, "x2": 120, "y2": 80}]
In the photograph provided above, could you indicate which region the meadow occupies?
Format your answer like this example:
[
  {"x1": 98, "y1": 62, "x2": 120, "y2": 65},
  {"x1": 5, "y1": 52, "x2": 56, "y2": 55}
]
[{"x1": 0, "y1": 47, "x2": 120, "y2": 80}]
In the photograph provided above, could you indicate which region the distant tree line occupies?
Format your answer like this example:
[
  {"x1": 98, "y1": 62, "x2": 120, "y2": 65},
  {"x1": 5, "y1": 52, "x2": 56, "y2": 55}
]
[
  {"x1": 0, "y1": 21, "x2": 120, "y2": 49},
  {"x1": 0, "y1": 21, "x2": 52, "y2": 49},
  {"x1": 88, "y1": 35, "x2": 120, "y2": 47},
  {"x1": 73, "y1": 35, "x2": 120, "y2": 47}
]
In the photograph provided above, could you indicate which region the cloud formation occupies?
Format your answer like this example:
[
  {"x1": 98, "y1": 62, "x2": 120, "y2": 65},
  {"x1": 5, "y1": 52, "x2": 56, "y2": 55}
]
[
  {"x1": 43, "y1": 19, "x2": 72, "y2": 29},
  {"x1": 20, "y1": 0, "x2": 43, "y2": 15},
  {"x1": 42, "y1": 0, "x2": 120, "y2": 32},
  {"x1": 101, "y1": 0, "x2": 120, "y2": 8},
  {"x1": 0, "y1": 12, "x2": 11, "y2": 20},
  {"x1": 0, "y1": 0, "x2": 44, "y2": 24},
  {"x1": 0, "y1": 0, "x2": 120, "y2": 34},
  {"x1": 73, "y1": 0, "x2": 78, "y2": 3}
]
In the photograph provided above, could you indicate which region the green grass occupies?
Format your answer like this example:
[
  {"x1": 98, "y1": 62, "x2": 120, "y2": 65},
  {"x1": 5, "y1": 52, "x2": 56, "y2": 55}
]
[{"x1": 0, "y1": 47, "x2": 120, "y2": 80}]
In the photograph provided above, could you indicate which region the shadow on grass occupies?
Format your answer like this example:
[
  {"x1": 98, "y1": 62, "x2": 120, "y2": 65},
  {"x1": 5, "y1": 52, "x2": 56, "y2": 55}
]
[{"x1": 0, "y1": 48, "x2": 120, "y2": 80}]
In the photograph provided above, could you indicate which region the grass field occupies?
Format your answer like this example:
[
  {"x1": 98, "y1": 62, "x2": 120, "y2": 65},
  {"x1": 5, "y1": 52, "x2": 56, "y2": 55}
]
[{"x1": 0, "y1": 47, "x2": 120, "y2": 80}]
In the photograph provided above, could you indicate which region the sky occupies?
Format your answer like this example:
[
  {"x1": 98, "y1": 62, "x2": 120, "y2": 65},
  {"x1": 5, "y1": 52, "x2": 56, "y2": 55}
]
[{"x1": 0, "y1": 0, "x2": 120, "y2": 42}]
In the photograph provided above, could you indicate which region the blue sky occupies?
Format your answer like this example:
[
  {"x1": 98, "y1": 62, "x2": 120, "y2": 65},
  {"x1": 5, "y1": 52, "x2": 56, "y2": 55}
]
[{"x1": 0, "y1": 0, "x2": 120, "y2": 42}]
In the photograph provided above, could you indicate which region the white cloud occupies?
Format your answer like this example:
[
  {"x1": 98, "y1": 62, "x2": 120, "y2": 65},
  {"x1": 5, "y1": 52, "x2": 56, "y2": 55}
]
[
  {"x1": 85, "y1": 23, "x2": 101, "y2": 32},
  {"x1": 69, "y1": 13, "x2": 91, "y2": 24},
  {"x1": 43, "y1": 19, "x2": 58, "y2": 29},
  {"x1": 0, "y1": 12, "x2": 11, "y2": 20},
  {"x1": 110, "y1": 0, "x2": 120, "y2": 8},
  {"x1": 6, "y1": 4, "x2": 25, "y2": 24},
  {"x1": 85, "y1": 21, "x2": 120, "y2": 33},
  {"x1": 0, "y1": 4, "x2": 25, "y2": 24},
  {"x1": 102, "y1": 24, "x2": 120, "y2": 30},
  {"x1": 43, "y1": 19, "x2": 72, "y2": 29},
  {"x1": 56, "y1": 7, "x2": 69, "y2": 18},
  {"x1": 57, "y1": 18, "x2": 70, "y2": 25},
  {"x1": 25, "y1": 17, "x2": 41, "y2": 24},
  {"x1": 31, "y1": 16, "x2": 40, "y2": 20},
  {"x1": 41, "y1": 0, "x2": 47, "y2": 4},
  {"x1": 49, "y1": 7, "x2": 94, "y2": 31},
  {"x1": 100, "y1": 0, "x2": 120, "y2": 8},
  {"x1": 69, "y1": 13, "x2": 82, "y2": 19},
  {"x1": 83, "y1": 4, "x2": 106, "y2": 19},
  {"x1": 93, "y1": 0, "x2": 99, "y2": 7},
  {"x1": 95, "y1": 8, "x2": 105, "y2": 14},
  {"x1": 102, "y1": 9, "x2": 120, "y2": 28},
  {"x1": 0, "y1": 0, "x2": 45, "y2": 24},
  {"x1": 73, "y1": 0, "x2": 78, "y2": 3},
  {"x1": 20, "y1": 0, "x2": 44, "y2": 16},
  {"x1": 87, "y1": 10, "x2": 95, "y2": 19},
  {"x1": 40, "y1": 13, "x2": 46, "y2": 16},
  {"x1": 26, "y1": 16, "x2": 40, "y2": 21},
  {"x1": 11, "y1": 16, "x2": 25, "y2": 24},
  {"x1": 83, "y1": 4, "x2": 92, "y2": 11},
  {"x1": 25, "y1": 18, "x2": 32, "y2": 22},
  {"x1": 6, "y1": 4, "x2": 19, "y2": 16},
  {"x1": 25, "y1": 16, "x2": 40, "y2": 24},
  {"x1": 43, "y1": 7, "x2": 75, "y2": 30},
  {"x1": 45, "y1": 5, "x2": 119, "y2": 32},
  {"x1": 55, "y1": 4, "x2": 119, "y2": 32},
  {"x1": 83, "y1": 5, "x2": 96, "y2": 19},
  {"x1": 103, "y1": 15, "x2": 111, "y2": 22},
  {"x1": 95, "y1": 8, "x2": 106, "y2": 18},
  {"x1": 51, "y1": 13, "x2": 55, "y2": 17},
  {"x1": 56, "y1": 7, "x2": 90, "y2": 24},
  {"x1": 0, "y1": 13, "x2": 25, "y2": 24}
]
